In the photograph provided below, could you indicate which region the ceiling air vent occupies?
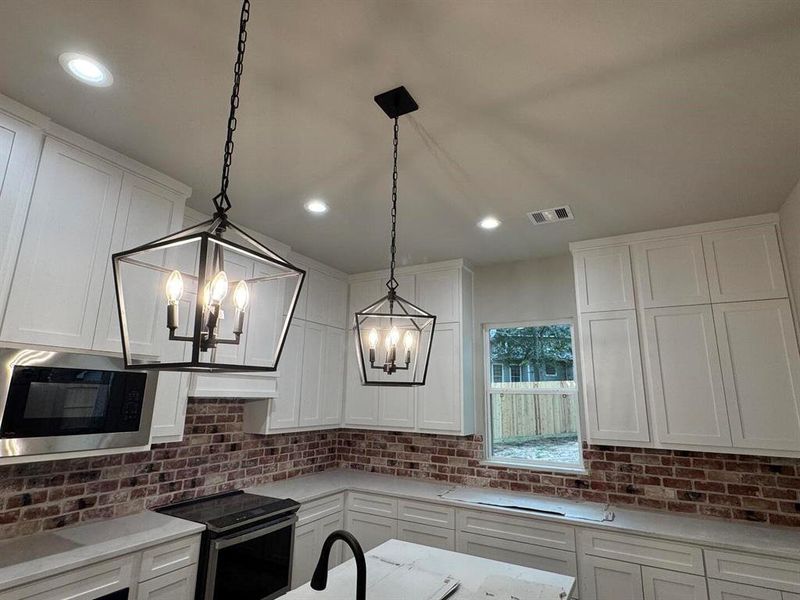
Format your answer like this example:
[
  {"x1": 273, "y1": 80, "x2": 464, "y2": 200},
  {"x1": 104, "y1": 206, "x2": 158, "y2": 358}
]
[{"x1": 527, "y1": 205, "x2": 574, "y2": 226}]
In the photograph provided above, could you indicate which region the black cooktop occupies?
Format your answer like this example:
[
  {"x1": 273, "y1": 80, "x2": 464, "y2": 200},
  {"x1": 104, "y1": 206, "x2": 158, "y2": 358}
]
[{"x1": 156, "y1": 490, "x2": 300, "y2": 533}]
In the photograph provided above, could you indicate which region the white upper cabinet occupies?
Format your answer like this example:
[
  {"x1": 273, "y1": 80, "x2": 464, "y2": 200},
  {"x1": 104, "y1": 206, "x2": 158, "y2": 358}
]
[
  {"x1": 378, "y1": 385, "x2": 416, "y2": 430},
  {"x1": 703, "y1": 224, "x2": 788, "y2": 303},
  {"x1": 643, "y1": 305, "x2": 731, "y2": 447},
  {"x1": 93, "y1": 172, "x2": 185, "y2": 355},
  {"x1": 416, "y1": 269, "x2": 460, "y2": 322},
  {"x1": 1, "y1": 137, "x2": 123, "y2": 349},
  {"x1": 321, "y1": 325, "x2": 345, "y2": 426},
  {"x1": 714, "y1": 299, "x2": 800, "y2": 452},
  {"x1": 299, "y1": 321, "x2": 326, "y2": 427},
  {"x1": 271, "y1": 321, "x2": 305, "y2": 430},
  {"x1": 305, "y1": 268, "x2": 348, "y2": 328},
  {"x1": 573, "y1": 246, "x2": 636, "y2": 313},
  {"x1": 632, "y1": 236, "x2": 710, "y2": 308},
  {"x1": 418, "y1": 322, "x2": 461, "y2": 432},
  {"x1": 580, "y1": 310, "x2": 650, "y2": 443}
]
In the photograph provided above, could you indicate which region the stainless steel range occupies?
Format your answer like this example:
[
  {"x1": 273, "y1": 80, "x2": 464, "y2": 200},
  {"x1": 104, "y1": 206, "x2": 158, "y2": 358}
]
[{"x1": 157, "y1": 490, "x2": 300, "y2": 600}]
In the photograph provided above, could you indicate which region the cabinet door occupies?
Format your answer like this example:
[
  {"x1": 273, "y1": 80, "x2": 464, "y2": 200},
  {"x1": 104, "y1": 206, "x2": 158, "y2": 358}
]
[
  {"x1": 327, "y1": 276, "x2": 348, "y2": 328},
  {"x1": 457, "y1": 532, "x2": 577, "y2": 577},
  {"x1": 319, "y1": 512, "x2": 345, "y2": 568},
  {"x1": 268, "y1": 321, "x2": 304, "y2": 430},
  {"x1": 714, "y1": 300, "x2": 800, "y2": 451},
  {"x1": 379, "y1": 386, "x2": 416, "y2": 429},
  {"x1": 642, "y1": 567, "x2": 708, "y2": 600},
  {"x1": 321, "y1": 326, "x2": 345, "y2": 426},
  {"x1": 418, "y1": 323, "x2": 462, "y2": 432},
  {"x1": 299, "y1": 321, "x2": 326, "y2": 427},
  {"x1": 416, "y1": 269, "x2": 459, "y2": 322},
  {"x1": 0, "y1": 111, "x2": 41, "y2": 324},
  {"x1": 707, "y1": 580, "x2": 781, "y2": 600},
  {"x1": 244, "y1": 260, "x2": 287, "y2": 368},
  {"x1": 291, "y1": 521, "x2": 318, "y2": 589},
  {"x1": 573, "y1": 246, "x2": 636, "y2": 313},
  {"x1": 398, "y1": 521, "x2": 455, "y2": 551},
  {"x1": 580, "y1": 310, "x2": 650, "y2": 443},
  {"x1": 1, "y1": 137, "x2": 123, "y2": 348},
  {"x1": 703, "y1": 225, "x2": 787, "y2": 303},
  {"x1": 579, "y1": 555, "x2": 644, "y2": 600},
  {"x1": 136, "y1": 565, "x2": 197, "y2": 600},
  {"x1": 306, "y1": 269, "x2": 347, "y2": 327},
  {"x1": 633, "y1": 236, "x2": 710, "y2": 308},
  {"x1": 344, "y1": 279, "x2": 380, "y2": 426},
  {"x1": 93, "y1": 172, "x2": 185, "y2": 354},
  {"x1": 643, "y1": 305, "x2": 731, "y2": 446},
  {"x1": 343, "y1": 512, "x2": 396, "y2": 559}
]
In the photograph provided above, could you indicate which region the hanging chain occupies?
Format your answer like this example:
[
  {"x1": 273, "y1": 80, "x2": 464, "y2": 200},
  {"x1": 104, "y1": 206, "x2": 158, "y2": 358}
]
[
  {"x1": 212, "y1": 0, "x2": 251, "y2": 220},
  {"x1": 386, "y1": 116, "x2": 400, "y2": 295}
]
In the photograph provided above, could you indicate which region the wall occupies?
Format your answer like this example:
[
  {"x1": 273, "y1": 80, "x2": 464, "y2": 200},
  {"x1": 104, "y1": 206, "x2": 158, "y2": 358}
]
[
  {"x1": 779, "y1": 179, "x2": 800, "y2": 305},
  {"x1": 0, "y1": 398, "x2": 338, "y2": 540},
  {"x1": 471, "y1": 253, "x2": 577, "y2": 430},
  {"x1": 338, "y1": 430, "x2": 800, "y2": 527}
]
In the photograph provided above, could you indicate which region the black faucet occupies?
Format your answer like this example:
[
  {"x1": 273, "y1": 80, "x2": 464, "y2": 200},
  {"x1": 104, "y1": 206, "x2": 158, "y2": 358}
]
[{"x1": 311, "y1": 530, "x2": 367, "y2": 600}]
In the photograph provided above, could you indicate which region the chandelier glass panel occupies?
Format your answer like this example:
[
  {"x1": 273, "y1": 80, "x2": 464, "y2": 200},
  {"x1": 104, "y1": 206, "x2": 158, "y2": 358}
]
[
  {"x1": 112, "y1": 0, "x2": 304, "y2": 372},
  {"x1": 353, "y1": 87, "x2": 436, "y2": 386}
]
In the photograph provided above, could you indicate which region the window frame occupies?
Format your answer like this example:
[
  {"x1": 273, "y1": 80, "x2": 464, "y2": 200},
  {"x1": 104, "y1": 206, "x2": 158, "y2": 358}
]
[{"x1": 482, "y1": 319, "x2": 585, "y2": 473}]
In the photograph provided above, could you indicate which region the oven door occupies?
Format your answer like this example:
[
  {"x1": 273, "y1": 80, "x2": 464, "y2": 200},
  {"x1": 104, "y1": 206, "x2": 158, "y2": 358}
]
[{"x1": 205, "y1": 514, "x2": 297, "y2": 600}]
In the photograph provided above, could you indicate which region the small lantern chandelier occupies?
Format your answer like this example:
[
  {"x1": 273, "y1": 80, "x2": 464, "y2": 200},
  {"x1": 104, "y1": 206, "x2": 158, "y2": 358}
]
[
  {"x1": 112, "y1": 0, "x2": 305, "y2": 372},
  {"x1": 353, "y1": 87, "x2": 436, "y2": 387}
]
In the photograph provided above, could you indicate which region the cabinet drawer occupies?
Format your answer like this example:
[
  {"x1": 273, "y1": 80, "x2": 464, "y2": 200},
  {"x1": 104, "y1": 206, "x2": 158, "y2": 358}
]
[
  {"x1": 397, "y1": 521, "x2": 455, "y2": 551},
  {"x1": 398, "y1": 499, "x2": 455, "y2": 529},
  {"x1": 139, "y1": 535, "x2": 200, "y2": 582},
  {"x1": 457, "y1": 509, "x2": 575, "y2": 551},
  {"x1": 2, "y1": 555, "x2": 135, "y2": 600},
  {"x1": 578, "y1": 529, "x2": 703, "y2": 575},
  {"x1": 136, "y1": 564, "x2": 197, "y2": 600},
  {"x1": 708, "y1": 579, "x2": 782, "y2": 600},
  {"x1": 704, "y1": 550, "x2": 800, "y2": 593},
  {"x1": 457, "y1": 531, "x2": 577, "y2": 577},
  {"x1": 347, "y1": 492, "x2": 397, "y2": 518},
  {"x1": 298, "y1": 493, "x2": 345, "y2": 525}
]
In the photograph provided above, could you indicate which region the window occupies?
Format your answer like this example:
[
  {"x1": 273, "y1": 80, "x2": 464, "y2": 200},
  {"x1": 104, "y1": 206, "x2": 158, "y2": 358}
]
[{"x1": 484, "y1": 321, "x2": 583, "y2": 471}]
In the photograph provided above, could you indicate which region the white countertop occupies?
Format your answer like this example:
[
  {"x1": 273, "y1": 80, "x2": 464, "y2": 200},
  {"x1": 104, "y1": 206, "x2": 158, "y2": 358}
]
[
  {"x1": 284, "y1": 539, "x2": 575, "y2": 599},
  {"x1": 248, "y1": 469, "x2": 800, "y2": 560},
  {"x1": 0, "y1": 511, "x2": 205, "y2": 592}
]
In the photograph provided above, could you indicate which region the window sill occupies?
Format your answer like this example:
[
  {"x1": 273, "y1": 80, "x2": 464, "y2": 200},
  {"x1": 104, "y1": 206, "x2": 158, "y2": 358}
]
[{"x1": 480, "y1": 459, "x2": 588, "y2": 476}]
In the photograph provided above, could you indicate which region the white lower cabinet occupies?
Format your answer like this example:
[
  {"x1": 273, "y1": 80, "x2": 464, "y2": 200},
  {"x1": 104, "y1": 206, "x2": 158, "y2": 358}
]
[
  {"x1": 292, "y1": 512, "x2": 345, "y2": 589},
  {"x1": 136, "y1": 565, "x2": 197, "y2": 600},
  {"x1": 344, "y1": 511, "x2": 397, "y2": 555},
  {"x1": 397, "y1": 521, "x2": 455, "y2": 551},
  {"x1": 579, "y1": 555, "x2": 645, "y2": 600},
  {"x1": 456, "y1": 531, "x2": 577, "y2": 578},
  {"x1": 708, "y1": 580, "x2": 783, "y2": 600},
  {"x1": 643, "y1": 567, "x2": 708, "y2": 600}
]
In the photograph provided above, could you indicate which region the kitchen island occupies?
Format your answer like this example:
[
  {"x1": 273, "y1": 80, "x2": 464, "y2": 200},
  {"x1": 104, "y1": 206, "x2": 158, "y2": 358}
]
[{"x1": 284, "y1": 539, "x2": 574, "y2": 600}]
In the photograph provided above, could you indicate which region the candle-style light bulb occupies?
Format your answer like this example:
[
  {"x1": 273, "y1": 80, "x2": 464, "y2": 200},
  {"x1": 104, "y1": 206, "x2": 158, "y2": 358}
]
[
  {"x1": 209, "y1": 271, "x2": 229, "y2": 304},
  {"x1": 368, "y1": 328, "x2": 379, "y2": 350},
  {"x1": 165, "y1": 270, "x2": 183, "y2": 303},
  {"x1": 233, "y1": 280, "x2": 249, "y2": 310},
  {"x1": 389, "y1": 326, "x2": 400, "y2": 347},
  {"x1": 403, "y1": 330, "x2": 414, "y2": 351}
]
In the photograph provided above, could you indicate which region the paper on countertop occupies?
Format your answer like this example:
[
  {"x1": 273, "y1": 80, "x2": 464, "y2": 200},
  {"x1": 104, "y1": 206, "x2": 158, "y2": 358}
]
[
  {"x1": 438, "y1": 487, "x2": 614, "y2": 522},
  {"x1": 475, "y1": 574, "x2": 569, "y2": 600},
  {"x1": 369, "y1": 562, "x2": 460, "y2": 600}
]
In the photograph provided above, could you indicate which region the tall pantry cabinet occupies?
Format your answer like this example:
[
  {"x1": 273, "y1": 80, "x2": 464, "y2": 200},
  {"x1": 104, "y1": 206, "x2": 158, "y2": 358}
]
[{"x1": 571, "y1": 214, "x2": 800, "y2": 457}]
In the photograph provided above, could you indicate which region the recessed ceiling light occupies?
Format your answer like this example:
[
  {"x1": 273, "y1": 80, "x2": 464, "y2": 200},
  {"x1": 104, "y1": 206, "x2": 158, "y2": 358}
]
[
  {"x1": 478, "y1": 216, "x2": 501, "y2": 229},
  {"x1": 304, "y1": 199, "x2": 329, "y2": 214},
  {"x1": 59, "y1": 52, "x2": 113, "y2": 87}
]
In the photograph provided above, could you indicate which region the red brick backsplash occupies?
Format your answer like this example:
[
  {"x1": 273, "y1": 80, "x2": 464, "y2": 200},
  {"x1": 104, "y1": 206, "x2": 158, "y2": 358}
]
[
  {"x1": 0, "y1": 399, "x2": 337, "y2": 540},
  {"x1": 337, "y1": 430, "x2": 800, "y2": 527}
]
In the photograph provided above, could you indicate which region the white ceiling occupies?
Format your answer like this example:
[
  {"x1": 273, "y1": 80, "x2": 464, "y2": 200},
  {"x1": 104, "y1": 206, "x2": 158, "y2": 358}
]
[{"x1": 1, "y1": 0, "x2": 798, "y2": 273}]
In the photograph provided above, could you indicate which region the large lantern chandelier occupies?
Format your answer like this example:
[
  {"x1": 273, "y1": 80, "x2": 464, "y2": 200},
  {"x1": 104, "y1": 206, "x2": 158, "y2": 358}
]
[
  {"x1": 112, "y1": 0, "x2": 305, "y2": 372},
  {"x1": 353, "y1": 87, "x2": 436, "y2": 387}
]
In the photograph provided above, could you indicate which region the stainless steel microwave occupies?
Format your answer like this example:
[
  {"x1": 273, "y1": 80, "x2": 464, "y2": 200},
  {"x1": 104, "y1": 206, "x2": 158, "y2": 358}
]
[{"x1": 0, "y1": 348, "x2": 157, "y2": 458}]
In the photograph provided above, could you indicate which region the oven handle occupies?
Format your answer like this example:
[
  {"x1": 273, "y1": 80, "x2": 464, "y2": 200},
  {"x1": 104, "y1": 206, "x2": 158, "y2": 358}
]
[{"x1": 212, "y1": 513, "x2": 298, "y2": 551}]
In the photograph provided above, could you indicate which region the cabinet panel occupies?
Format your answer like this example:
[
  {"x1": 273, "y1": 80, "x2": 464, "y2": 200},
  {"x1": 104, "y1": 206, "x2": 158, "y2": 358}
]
[
  {"x1": 579, "y1": 555, "x2": 644, "y2": 600},
  {"x1": 708, "y1": 580, "x2": 782, "y2": 600},
  {"x1": 574, "y1": 246, "x2": 636, "y2": 313},
  {"x1": 139, "y1": 535, "x2": 200, "y2": 581},
  {"x1": 297, "y1": 493, "x2": 345, "y2": 526},
  {"x1": 291, "y1": 521, "x2": 318, "y2": 590},
  {"x1": 457, "y1": 531, "x2": 577, "y2": 577},
  {"x1": 136, "y1": 565, "x2": 197, "y2": 600},
  {"x1": 416, "y1": 269, "x2": 459, "y2": 322},
  {"x1": 703, "y1": 225, "x2": 787, "y2": 303},
  {"x1": 347, "y1": 492, "x2": 397, "y2": 518},
  {"x1": 458, "y1": 509, "x2": 575, "y2": 551},
  {"x1": 344, "y1": 348, "x2": 379, "y2": 426},
  {"x1": 343, "y1": 512, "x2": 397, "y2": 558},
  {"x1": 1, "y1": 137, "x2": 123, "y2": 348},
  {"x1": 299, "y1": 321, "x2": 325, "y2": 427},
  {"x1": 306, "y1": 269, "x2": 348, "y2": 328},
  {"x1": 705, "y1": 549, "x2": 800, "y2": 594},
  {"x1": 321, "y1": 326, "x2": 345, "y2": 425},
  {"x1": 713, "y1": 300, "x2": 800, "y2": 451},
  {"x1": 398, "y1": 500, "x2": 455, "y2": 529},
  {"x1": 319, "y1": 512, "x2": 345, "y2": 569},
  {"x1": 378, "y1": 385, "x2": 416, "y2": 429},
  {"x1": 93, "y1": 172, "x2": 184, "y2": 355},
  {"x1": 268, "y1": 321, "x2": 305, "y2": 430},
  {"x1": 642, "y1": 567, "x2": 708, "y2": 600},
  {"x1": 578, "y1": 529, "x2": 703, "y2": 575},
  {"x1": 418, "y1": 323, "x2": 462, "y2": 432},
  {"x1": 643, "y1": 305, "x2": 731, "y2": 446},
  {"x1": 633, "y1": 236, "x2": 710, "y2": 308},
  {"x1": 580, "y1": 310, "x2": 650, "y2": 442},
  {"x1": 398, "y1": 521, "x2": 455, "y2": 551}
]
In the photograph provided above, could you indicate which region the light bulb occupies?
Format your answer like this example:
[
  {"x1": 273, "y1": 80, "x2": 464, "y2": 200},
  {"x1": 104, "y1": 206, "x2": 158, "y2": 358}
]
[
  {"x1": 368, "y1": 328, "x2": 379, "y2": 350},
  {"x1": 403, "y1": 330, "x2": 414, "y2": 351},
  {"x1": 165, "y1": 270, "x2": 183, "y2": 303},
  {"x1": 389, "y1": 326, "x2": 400, "y2": 347},
  {"x1": 209, "y1": 271, "x2": 229, "y2": 304},
  {"x1": 202, "y1": 282, "x2": 212, "y2": 307},
  {"x1": 233, "y1": 280, "x2": 249, "y2": 310}
]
